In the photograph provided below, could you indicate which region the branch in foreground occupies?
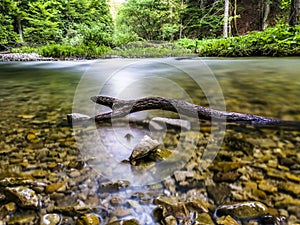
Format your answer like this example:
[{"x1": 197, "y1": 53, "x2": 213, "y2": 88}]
[{"x1": 69, "y1": 96, "x2": 300, "y2": 128}]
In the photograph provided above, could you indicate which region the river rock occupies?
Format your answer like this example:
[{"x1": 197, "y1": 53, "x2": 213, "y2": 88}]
[
  {"x1": 207, "y1": 184, "x2": 231, "y2": 205},
  {"x1": 194, "y1": 213, "x2": 215, "y2": 225},
  {"x1": 107, "y1": 218, "x2": 140, "y2": 225},
  {"x1": 5, "y1": 186, "x2": 39, "y2": 208},
  {"x1": 165, "y1": 215, "x2": 177, "y2": 225},
  {"x1": 213, "y1": 171, "x2": 241, "y2": 183},
  {"x1": 216, "y1": 215, "x2": 239, "y2": 225},
  {"x1": 46, "y1": 182, "x2": 66, "y2": 193},
  {"x1": 7, "y1": 214, "x2": 37, "y2": 224},
  {"x1": 150, "y1": 117, "x2": 191, "y2": 130},
  {"x1": 209, "y1": 162, "x2": 244, "y2": 172},
  {"x1": 214, "y1": 201, "x2": 268, "y2": 220},
  {"x1": 129, "y1": 135, "x2": 160, "y2": 165},
  {"x1": 76, "y1": 213, "x2": 101, "y2": 225},
  {"x1": 40, "y1": 214, "x2": 61, "y2": 225},
  {"x1": 278, "y1": 181, "x2": 300, "y2": 196},
  {"x1": 154, "y1": 196, "x2": 189, "y2": 219}
]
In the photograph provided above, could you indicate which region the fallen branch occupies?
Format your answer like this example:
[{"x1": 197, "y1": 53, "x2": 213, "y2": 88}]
[{"x1": 68, "y1": 96, "x2": 300, "y2": 128}]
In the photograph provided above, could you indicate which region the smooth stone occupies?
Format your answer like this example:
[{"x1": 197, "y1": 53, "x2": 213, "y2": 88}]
[
  {"x1": 278, "y1": 181, "x2": 300, "y2": 196},
  {"x1": 76, "y1": 214, "x2": 101, "y2": 225},
  {"x1": 213, "y1": 171, "x2": 241, "y2": 183},
  {"x1": 194, "y1": 213, "x2": 215, "y2": 225},
  {"x1": 114, "y1": 207, "x2": 135, "y2": 217},
  {"x1": 151, "y1": 117, "x2": 191, "y2": 130},
  {"x1": 0, "y1": 202, "x2": 17, "y2": 217},
  {"x1": 258, "y1": 180, "x2": 278, "y2": 193},
  {"x1": 129, "y1": 135, "x2": 160, "y2": 165},
  {"x1": 5, "y1": 186, "x2": 39, "y2": 208},
  {"x1": 52, "y1": 201, "x2": 96, "y2": 216},
  {"x1": 285, "y1": 172, "x2": 300, "y2": 182},
  {"x1": 46, "y1": 182, "x2": 65, "y2": 193},
  {"x1": 41, "y1": 214, "x2": 61, "y2": 225},
  {"x1": 165, "y1": 215, "x2": 177, "y2": 225},
  {"x1": 214, "y1": 201, "x2": 268, "y2": 220},
  {"x1": 67, "y1": 113, "x2": 91, "y2": 123},
  {"x1": 209, "y1": 162, "x2": 244, "y2": 172},
  {"x1": 7, "y1": 214, "x2": 36, "y2": 224},
  {"x1": 185, "y1": 200, "x2": 209, "y2": 213},
  {"x1": 216, "y1": 215, "x2": 239, "y2": 225},
  {"x1": 107, "y1": 219, "x2": 140, "y2": 225},
  {"x1": 207, "y1": 184, "x2": 231, "y2": 205},
  {"x1": 100, "y1": 180, "x2": 130, "y2": 191}
]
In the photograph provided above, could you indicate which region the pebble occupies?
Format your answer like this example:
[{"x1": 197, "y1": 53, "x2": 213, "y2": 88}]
[
  {"x1": 41, "y1": 214, "x2": 61, "y2": 225},
  {"x1": 76, "y1": 213, "x2": 101, "y2": 225}
]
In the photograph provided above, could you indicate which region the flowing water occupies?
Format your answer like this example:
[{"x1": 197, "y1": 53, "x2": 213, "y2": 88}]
[{"x1": 0, "y1": 58, "x2": 299, "y2": 224}]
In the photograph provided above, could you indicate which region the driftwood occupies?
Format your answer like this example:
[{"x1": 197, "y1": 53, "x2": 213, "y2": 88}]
[{"x1": 68, "y1": 96, "x2": 300, "y2": 129}]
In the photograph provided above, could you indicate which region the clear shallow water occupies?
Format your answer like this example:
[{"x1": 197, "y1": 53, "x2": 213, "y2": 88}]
[{"x1": 0, "y1": 58, "x2": 299, "y2": 224}]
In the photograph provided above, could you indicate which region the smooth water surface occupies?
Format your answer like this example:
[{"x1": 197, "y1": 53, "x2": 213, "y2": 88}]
[{"x1": 0, "y1": 58, "x2": 299, "y2": 224}]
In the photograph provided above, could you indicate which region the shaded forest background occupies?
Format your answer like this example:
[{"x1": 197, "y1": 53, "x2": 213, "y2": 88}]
[{"x1": 0, "y1": 0, "x2": 299, "y2": 56}]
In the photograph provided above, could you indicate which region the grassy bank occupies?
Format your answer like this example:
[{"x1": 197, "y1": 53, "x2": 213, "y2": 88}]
[{"x1": 11, "y1": 25, "x2": 300, "y2": 59}]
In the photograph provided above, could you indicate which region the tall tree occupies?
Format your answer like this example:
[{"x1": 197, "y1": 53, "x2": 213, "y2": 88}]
[
  {"x1": 23, "y1": 0, "x2": 62, "y2": 44},
  {"x1": 117, "y1": 0, "x2": 182, "y2": 41},
  {"x1": 223, "y1": 0, "x2": 229, "y2": 38},
  {"x1": 180, "y1": 0, "x2": 223, "y2": 39},
  {"x1": 289, "y1": 0, "x2": 300, "y2": 25}
]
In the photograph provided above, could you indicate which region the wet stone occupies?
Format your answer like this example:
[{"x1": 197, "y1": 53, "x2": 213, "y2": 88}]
[
  {"x1": 214, "y1": 201, "x2": 268, "y2": 220},
  {"x1": 213, "y1": 171, "x2": 241, "y2": 183},
  {"x1": 151, "y1": 117, "x2": 191, "y2": 130},
  {"x1": 8, "y1": 214, "x2": 37, "y2": 225},
  {"x1": 40, "y1": 214, "x2": 61, "y2": 225},
  {"x1": 129, "y1": 135, "x2": 160, "y2": 165},
  {"x1": 165, "y1": 215, "x2": 177, "y2": 225},
  {"x1": 76, "y1": 213, "x2": 101, "y2": 225},
  {"x1": 216, "y1": 215, "x2": 239, "y2": 225},
  {"x1": 207, "y1": 184, "x2": 231, "y2": 205},
  {"x1": 278, "y1": 181, "x2": 300, "y2": 196},
  {"x1": 5, "y1": 186, "x2": 39, "y2": 209},
  {"x1": 194, "y1": 213, "x2": 215, "y2": 225}
]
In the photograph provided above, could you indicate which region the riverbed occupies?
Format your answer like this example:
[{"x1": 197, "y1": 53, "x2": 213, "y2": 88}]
[{"x1": 0, "y1": 58, "x2": 299, "y2": 225}]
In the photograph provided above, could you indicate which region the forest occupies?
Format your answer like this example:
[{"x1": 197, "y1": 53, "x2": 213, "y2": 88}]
[{"x1": 0, "y1": 0, "x2": 300, "y2": 58}]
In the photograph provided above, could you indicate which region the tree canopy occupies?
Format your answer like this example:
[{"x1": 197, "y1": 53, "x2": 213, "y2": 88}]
[{"x1": 0, "y1": 0, "x2": 299, "y2": 54}]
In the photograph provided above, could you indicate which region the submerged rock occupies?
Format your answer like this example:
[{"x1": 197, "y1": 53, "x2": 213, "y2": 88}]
[
  {"x1": 5, "y1": 186, "x2": 39, "y2": 209},
  {"x1": 76, "y1": 213, "x2": 101, "y2": 225},
  {"x1": 40, "y1": 214, "x2": 61, "y2": 225},
  {"x1": 129, "y1": 135, "x2": 160, "y2": 165},
  {"x1": 214, "y1": 201, "x2": 268, "y2": 220},
  {"x1": 150, "y1": 117, "x2": 191, "y2": 130}
]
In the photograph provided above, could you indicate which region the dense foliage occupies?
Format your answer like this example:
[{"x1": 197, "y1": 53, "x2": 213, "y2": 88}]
[
  {"x1": 1, "y1": 0, "x2": 300, "y2": 58},
  {"x1": 0, "y1": 0, "x2": 113, "y2": 52},
  {"x1": 176, "y1": 25, "x2": 300, "y2": 57}
]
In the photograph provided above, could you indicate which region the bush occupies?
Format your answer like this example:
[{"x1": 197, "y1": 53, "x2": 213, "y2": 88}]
[
  {"x1": 13, "y1": 44, "x2": 111, "y2": 59},
  {"x1": 197, "y1": 24, "x2": 300, "y2": 57}
]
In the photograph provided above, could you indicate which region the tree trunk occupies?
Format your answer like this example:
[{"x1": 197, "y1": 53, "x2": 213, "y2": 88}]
[
  {"x1": 18, "y1": 20, "x2": 24, "y2": 42},
  {"x1": 223, "y1": 0, "x2": 230, "y2": 38},
  {"x1": 67, "y1": 95, "x2": 300, "y2": 129},
  {"x1": 289, "y1": 0, "x2": 300, "y2": 26},
  {"x1": 262, "y1": 2, "x2": 270, "y2": 30}
]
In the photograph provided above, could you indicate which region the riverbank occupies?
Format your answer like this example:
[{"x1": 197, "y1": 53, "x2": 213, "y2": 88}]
[
  {"x1": 2, "y1": 25, "x2": 300, "y2": 61},
  {"x1": 0, "y1": 53, "x2": 54, "y2": 61}
]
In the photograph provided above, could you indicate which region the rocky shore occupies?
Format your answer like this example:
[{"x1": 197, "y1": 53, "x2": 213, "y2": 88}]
[{"x1": 0, "y1": 53, "x2": 53, "y2": 61}]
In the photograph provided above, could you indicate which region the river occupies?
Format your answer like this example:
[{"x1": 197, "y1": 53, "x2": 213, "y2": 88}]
[{"x1": 0, "y1": 58, "x2": 299, "y2": 224}]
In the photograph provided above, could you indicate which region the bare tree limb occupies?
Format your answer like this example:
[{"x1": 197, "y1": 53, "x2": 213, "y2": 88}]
[{"x1": 84, "y1": 96, "x2": 300, "y2": 129}]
